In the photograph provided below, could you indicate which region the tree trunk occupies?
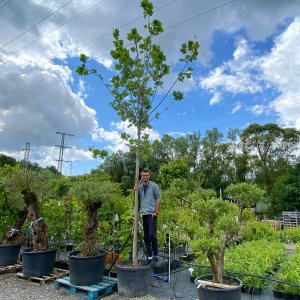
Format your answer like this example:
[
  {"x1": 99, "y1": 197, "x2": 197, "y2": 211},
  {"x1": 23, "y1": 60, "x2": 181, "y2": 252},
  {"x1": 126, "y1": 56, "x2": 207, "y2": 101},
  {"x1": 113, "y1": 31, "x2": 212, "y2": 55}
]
[
  {"x1": 207, "y1": 250, "x2": 224, "y2": 283},
  {"x1": 132, "y1": 123, "x2": 141, "y2": 266},
  {"x1": 22, "y1": 190, "x2": 49, "y2": 251},
  {"x1": 81, "y1": 202, "x2": 101, "y2": 256},
  {"x1": 0, "y1": 208, "x2": 27, "y2": 244}
]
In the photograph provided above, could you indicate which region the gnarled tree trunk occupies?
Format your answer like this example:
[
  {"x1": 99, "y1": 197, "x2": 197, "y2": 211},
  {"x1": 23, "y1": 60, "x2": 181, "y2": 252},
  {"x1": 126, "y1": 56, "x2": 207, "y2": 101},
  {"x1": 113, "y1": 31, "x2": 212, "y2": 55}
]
[
  {"x1": 81, "y1": 202, "x2": 102, "y2": 256},
  {"x1": 22, "y1": 190, "x2": 49, "y2": 251}
]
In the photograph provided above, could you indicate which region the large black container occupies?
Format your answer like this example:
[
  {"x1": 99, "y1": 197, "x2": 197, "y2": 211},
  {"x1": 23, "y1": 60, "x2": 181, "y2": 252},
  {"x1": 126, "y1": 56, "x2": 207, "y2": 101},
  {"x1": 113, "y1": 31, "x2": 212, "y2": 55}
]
[
  {"x1": 195, "y1": 274, "x2": 243, "y2": 300},
  {"x1": 67, "y1": 250, "x2": 106, "y2": 286},
  {"x1": 116, "y1": 263, "x2": 152, "y2": 297},
  {"x1": 22, "y1": 248, "x2": 56, "y2": 277},
  {"x1": 0, "y1": 244, "x2": 22, "y2": 266}
]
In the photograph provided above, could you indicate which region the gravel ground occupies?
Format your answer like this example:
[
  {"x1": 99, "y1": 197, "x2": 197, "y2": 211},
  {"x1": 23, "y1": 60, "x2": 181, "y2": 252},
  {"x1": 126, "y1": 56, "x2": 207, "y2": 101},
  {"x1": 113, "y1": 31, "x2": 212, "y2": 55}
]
[
  {"x1": 0, "y1": 273, "x2": 79, "y2": 300},
  {"x1": 0, "y1": 273, "x2": 161, "y2": 300}
]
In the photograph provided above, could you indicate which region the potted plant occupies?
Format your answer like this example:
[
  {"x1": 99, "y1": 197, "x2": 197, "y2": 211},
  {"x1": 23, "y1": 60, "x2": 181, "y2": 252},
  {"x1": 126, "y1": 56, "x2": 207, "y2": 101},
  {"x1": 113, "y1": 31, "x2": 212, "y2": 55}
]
[
  {"x1": 76, "y1": 0, "x2": 199, "y2": 296},
  {"x1": 0, "y1": 167, "x2": 28, "y2": 266},
  {"x1": 1, "y1": 168, "x2": 56, "y2": 277},
  {"x1": 190, "y1": 182, "x2": 264, "y2": 300},
  {"x1": 67, "y1": 174, "x2": 121, "y2": 286}
]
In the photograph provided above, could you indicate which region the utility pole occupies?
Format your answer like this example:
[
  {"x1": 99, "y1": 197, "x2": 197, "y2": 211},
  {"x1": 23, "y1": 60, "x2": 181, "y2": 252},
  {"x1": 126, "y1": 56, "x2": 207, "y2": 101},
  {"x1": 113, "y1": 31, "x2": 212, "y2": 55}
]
[
  {"x1": 54, "y1": 132, "x2": 74, "y2": 174},
  {"x1": 22, "y1": 142, "x2": 32, "y2": 173}
]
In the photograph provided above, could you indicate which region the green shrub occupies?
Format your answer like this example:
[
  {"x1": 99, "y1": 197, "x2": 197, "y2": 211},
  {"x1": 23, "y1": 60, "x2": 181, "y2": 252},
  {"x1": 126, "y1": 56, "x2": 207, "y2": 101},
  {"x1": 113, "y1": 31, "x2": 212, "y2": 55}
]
[
  {"x1": 225, "y1": 240, "x2": 285, "y2": 289},
  {"x1": 273, "y1": 243, "x2": 300, "y2": 295},
  {"x1": 190, "y1": 252, "x2": 211, "y2": 277},
  {"x1": 280, "y1": 227, "x2": 300, "y2": 244},
  {"x1": 241, "y1": 220, "x2": 279, "y2": 242}
]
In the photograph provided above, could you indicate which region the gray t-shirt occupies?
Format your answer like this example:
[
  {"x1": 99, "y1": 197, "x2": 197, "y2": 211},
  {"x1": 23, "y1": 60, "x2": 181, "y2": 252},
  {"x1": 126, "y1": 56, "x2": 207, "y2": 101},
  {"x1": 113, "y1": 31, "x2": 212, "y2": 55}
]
[{"x1": 138, "y1": 181, "x2": 160, "y2": 215}]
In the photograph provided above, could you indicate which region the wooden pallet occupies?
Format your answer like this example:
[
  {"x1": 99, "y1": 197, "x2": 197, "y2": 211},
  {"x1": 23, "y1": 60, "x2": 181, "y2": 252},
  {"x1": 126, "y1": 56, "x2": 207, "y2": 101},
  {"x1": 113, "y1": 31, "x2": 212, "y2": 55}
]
[
  {"x1": 55, "y1": 276, "x2": 118, "y2": 299},
  {"x1": 16, "y1": 268, "x2": 69, "y2": 285},
  {"x1": 0, "y1": 263, "x2": 22, "y2": 274}
]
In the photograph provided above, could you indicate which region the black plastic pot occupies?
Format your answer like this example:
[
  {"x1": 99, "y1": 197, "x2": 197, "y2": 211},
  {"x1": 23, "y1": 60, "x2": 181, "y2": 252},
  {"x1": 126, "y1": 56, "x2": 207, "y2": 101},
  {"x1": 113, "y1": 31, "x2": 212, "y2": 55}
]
[
  {"x1": 195, "y1": 274, "x2": 243, "y2": 300},
  {"x1": 273, "y1": 290, "x2": 283, "y2": 298},
  {"x1": 67, "y1": 250, "x2": 106, "y2": 286},
  {"x1": 242, "y1": 286, "x2": 262, "y2": 295},
  {"x1": 22, "y1": 248, "x2": 56, "y2": 277},
  {"x1": 116, "y1": 263, "x2": 152, "y2": 297},
  {"x1": 0, "y1": 244, "x2": 22, "y2": 266}
]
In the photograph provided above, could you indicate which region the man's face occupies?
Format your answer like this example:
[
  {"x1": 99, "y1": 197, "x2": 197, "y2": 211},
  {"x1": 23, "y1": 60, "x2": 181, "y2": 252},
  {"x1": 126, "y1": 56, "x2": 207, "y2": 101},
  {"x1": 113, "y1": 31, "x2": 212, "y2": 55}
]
[{"x1": 141, "y1": 172, "x2": 150, "y2": 184}]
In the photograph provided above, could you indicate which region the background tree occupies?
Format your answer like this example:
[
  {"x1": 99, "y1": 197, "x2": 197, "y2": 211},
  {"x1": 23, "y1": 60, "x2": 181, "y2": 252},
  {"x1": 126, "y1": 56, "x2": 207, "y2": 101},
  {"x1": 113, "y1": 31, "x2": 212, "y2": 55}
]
[
  {"x1": 77, "y1": 0, "x2": 199, "y2": 265},
  {"x1": 0, "y1": 154, "x2": 17, "y2": 167},
  {"x1": 240, "y1": 123, "x2": 300, "y2": 193},
  {"x1": 0, "y1": 166, "x2": 27, "y2": 244},
  {"x1": 159, "y1": 158, "x2": 190, "y2": 188},
  {"x1": 270, "y1": 161, "x2": 300, "y2": 213},
  {"x1": 199, "y1": 128, "x2": 230, "y2": 191}
]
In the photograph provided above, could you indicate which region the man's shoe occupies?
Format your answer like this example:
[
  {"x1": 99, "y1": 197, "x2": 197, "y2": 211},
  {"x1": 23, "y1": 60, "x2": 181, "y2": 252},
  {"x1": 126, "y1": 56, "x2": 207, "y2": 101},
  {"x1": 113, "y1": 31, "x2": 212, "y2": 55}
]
[
  {"x1": 147, "y1": 256, "x2": 153, "y2": 265},
  {"x1": 151, "y1": 256, "x2": 158, "y2": 266}
]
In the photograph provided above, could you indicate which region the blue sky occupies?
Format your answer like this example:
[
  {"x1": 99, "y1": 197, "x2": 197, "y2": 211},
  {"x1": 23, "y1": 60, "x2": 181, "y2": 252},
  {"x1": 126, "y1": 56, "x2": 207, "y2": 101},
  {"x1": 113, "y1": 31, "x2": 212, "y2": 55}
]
[{"x1": 0, "y1": 0, "x2": 300, "y2": 175}]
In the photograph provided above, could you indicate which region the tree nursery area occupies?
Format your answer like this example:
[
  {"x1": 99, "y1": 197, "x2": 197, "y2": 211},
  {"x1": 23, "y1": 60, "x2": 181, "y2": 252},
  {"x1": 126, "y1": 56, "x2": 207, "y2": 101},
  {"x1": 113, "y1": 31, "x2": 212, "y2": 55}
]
[
  {"x1": 1, "y1": 0, "x2": 300, "y2": 299},
  {"x1": 0, "y1": 120, "x2": 300, "y2": 300}
]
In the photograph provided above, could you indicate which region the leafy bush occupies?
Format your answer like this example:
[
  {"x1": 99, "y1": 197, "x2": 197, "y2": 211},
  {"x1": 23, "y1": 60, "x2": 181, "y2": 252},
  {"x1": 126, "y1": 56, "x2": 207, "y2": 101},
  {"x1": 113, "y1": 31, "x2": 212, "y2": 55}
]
[
  {"x1": 225, "y1": 240, "x2": 285, "y2": 289},
  {"x1": 280, "y1": 227, "x2": 300, "y2": 244},
  {"x1": 241, "y1": 220, "x2": 279, "y2": 242}
]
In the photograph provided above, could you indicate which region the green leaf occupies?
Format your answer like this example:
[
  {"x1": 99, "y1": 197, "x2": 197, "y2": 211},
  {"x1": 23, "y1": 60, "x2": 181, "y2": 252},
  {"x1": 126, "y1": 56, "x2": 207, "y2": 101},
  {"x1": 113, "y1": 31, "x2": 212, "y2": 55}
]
[{"x1": 172, "y1": 91, "x2": 184, "y2": 100}]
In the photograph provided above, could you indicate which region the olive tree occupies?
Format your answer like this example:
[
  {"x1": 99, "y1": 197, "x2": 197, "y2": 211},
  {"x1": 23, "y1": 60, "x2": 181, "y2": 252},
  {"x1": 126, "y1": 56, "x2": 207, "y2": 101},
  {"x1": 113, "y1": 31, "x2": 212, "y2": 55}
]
[
  {"x1": 69, "y1": 174, "x2": 123, "y2": 256},
  {"x1": 1, "y1": 168, "x2": 54, "y2": 250},
  {"x1": 191, "y1": 183, "x2": 264, "y2": 283}
]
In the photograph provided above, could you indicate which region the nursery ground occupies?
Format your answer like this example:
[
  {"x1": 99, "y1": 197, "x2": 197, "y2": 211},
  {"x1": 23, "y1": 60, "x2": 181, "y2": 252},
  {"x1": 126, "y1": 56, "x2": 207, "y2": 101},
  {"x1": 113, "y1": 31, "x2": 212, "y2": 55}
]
[{"x1": 0, "y1": 268, "x2": 284, "y2": 300}]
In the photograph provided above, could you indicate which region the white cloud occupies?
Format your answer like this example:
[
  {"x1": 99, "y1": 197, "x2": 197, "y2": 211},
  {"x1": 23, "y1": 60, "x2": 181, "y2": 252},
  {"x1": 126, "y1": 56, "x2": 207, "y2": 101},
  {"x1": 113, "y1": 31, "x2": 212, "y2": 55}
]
[
  {"x1": 200, "y1": 18, "x2": 300, "y2": 129},
  {"x1": 231, "y1": 102, "x2": 242, "y2": 114},
  {"x1": 1, "y1": 0, "x2": 300, "y2": 173},
  {"x1": 92, "y1": 120, "x2": 160, "y2": 152},
  {"x1": 209, "y1": 92, "x2": 221, "y2": 105},
  {"x1": 250, "y1": 104, "x2": 265, "y2": 115},
  {"x1": 261, "y1": 18, "x2": 300, "y2": 129},
  {"x1": 200, "y1": 39, "x2": 264, "y2": 96}
]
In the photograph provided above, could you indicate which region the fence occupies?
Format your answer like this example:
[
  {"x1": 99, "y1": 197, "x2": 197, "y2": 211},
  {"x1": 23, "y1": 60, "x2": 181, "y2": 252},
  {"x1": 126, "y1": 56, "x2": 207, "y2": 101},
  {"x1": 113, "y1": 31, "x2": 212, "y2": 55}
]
[{"x1": 283, "y1": 211, "x2": 300, "y2": 227}]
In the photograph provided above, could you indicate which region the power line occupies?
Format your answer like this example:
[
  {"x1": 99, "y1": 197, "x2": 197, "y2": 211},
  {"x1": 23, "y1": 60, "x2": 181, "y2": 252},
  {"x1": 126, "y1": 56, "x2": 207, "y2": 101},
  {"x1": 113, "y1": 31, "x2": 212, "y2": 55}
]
[
  {"x1": 2, "y1": 0, "x2": 177, "y2": 83},
  {"x1": 0, "y1": 0, "x2": 14, "y2": 13},
  {"x1": 165, "y1": 0, "x2": 238, "y2": 32},
  {"x1": 0, "y1": 0, "x2": 75, "y2": 49},
  {"x1": 0, "y1": 0, "x2": 180, "y2": 92},
  {"x1": 11, "y1": 0, "x2": 107, "y2": 56},
  {"x1": 78, "y1": 0, "x2": 179, "y2": 48}
]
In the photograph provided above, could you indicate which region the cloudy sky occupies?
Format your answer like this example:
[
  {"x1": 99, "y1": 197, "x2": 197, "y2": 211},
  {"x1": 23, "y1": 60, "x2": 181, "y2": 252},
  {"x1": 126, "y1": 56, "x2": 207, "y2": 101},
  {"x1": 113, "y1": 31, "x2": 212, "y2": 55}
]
[{"x1": 1, "y1": 0, "x2": 300, "y2": 175}]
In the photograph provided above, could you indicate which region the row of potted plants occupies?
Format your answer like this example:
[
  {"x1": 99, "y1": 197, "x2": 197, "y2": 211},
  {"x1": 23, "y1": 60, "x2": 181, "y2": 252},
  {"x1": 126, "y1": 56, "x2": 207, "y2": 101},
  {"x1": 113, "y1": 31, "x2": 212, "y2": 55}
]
[
  {"x1": 0, "y1": 168, "x2": 123, "y2": 286},
  {"x1": 1, "y1": 165, "x2": 270, "y2": 299}
]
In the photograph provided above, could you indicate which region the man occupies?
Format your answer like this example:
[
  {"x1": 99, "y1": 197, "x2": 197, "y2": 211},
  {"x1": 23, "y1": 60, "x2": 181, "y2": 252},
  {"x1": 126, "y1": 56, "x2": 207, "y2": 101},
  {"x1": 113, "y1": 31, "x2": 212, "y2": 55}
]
[{"x1": 136, "y1": 168, "x2": 161, "y2": 263}]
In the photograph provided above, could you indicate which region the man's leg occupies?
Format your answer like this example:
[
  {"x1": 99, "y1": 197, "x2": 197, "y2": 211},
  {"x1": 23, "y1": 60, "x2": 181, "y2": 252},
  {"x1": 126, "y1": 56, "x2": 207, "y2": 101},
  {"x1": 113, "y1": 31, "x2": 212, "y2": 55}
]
[
  {"x1": 142, "y1": 215, "x2": 152, "y2": 258},
  {"x1": 149, "y1": 215, "x2": 158, "y2": 257}
]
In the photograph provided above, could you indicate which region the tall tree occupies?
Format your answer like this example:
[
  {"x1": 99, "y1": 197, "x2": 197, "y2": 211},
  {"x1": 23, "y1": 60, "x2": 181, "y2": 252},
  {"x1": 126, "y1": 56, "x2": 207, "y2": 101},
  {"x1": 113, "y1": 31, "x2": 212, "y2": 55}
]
[
  {"x1": 0, "y1": 154, "x2": 17, "y2": 167},
  {"x1": 199, "y1": 128, "x2": 230, "y2": 191},
  {"x1": 77, "y1": 0, "x2": 199, "y2": 265},
  {"x1": 240, "y1": 123, "x2": 300, "y2": 192}
]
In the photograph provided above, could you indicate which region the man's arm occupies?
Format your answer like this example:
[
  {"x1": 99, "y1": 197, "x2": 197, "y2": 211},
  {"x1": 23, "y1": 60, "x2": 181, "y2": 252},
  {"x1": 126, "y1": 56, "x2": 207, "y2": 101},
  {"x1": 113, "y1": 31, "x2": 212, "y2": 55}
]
[{"x1": 155, "y1": 199, "x2": 161, "y2": 215}]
